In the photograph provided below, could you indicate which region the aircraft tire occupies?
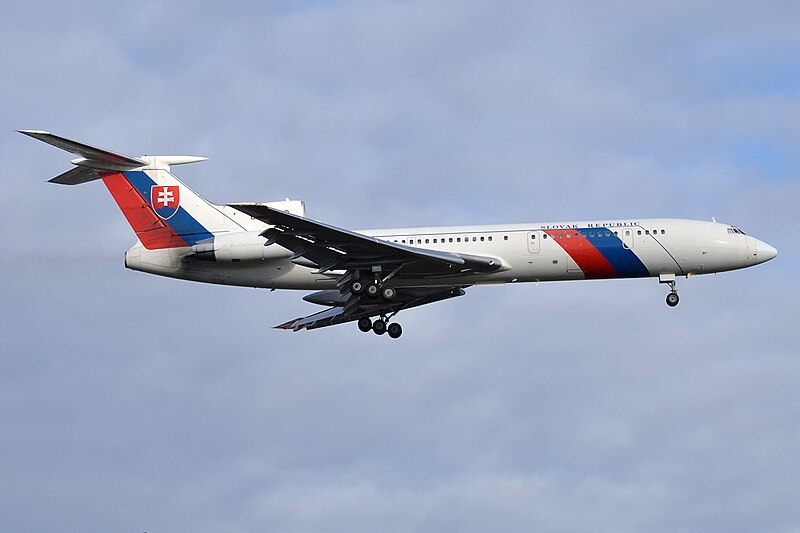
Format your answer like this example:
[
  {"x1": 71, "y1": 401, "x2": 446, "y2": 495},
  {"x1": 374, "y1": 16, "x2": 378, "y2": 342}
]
[
  {"x1": 372, "y1": 319, "x2": 387, "y2": 335},
  {"x1": 358, "y1": 317, "x2": 373, "y2": 332},
  {"x1": 666, "y1": 293, "x2": 679, "y2": 307},
  {"x1": 387, "y1": 322, "x2": 402, "y2": 339},
  {"x1": 350, "y1": 279, "x2": 365, "y2": 295},
  {"x1": 381, "y1": 287, "x2": 396, "y2": 301},
  {"x1": 366, "y1": 283, "x2": 380, "y2": 298}
]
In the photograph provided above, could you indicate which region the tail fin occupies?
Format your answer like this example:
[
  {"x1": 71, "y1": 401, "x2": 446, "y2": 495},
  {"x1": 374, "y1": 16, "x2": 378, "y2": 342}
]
[{"x1": 21, "y1": 130, "x2": 242, "y2": 249}]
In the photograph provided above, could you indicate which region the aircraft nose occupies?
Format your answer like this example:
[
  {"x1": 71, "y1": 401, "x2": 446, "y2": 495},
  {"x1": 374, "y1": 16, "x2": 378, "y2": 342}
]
[{"x1": 755, "y1": 239, "x2": 778, "y2": 264}]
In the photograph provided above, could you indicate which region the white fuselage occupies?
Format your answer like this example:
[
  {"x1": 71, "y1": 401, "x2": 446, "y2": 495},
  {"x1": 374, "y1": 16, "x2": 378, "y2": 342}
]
[{"x1": 123, "y1": 218, "x2": 776, "y2": 290}]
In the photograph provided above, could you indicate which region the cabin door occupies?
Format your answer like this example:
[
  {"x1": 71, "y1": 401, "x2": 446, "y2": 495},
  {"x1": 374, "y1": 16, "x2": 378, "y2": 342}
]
[{"x1": 620, "y1": 227, "x2": 634, "y2": 249}]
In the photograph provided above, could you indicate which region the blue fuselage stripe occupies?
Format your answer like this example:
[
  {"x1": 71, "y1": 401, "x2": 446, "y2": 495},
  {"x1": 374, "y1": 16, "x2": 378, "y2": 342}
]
[{"x1": 579, "y1": 227, "x2": 650, "y2": 277}]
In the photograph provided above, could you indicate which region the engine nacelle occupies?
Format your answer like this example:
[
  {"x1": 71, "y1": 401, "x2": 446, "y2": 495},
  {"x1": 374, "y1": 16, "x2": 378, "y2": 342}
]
[{"x1": 192, "y1": 231, "x2": 292, "y2": 262}]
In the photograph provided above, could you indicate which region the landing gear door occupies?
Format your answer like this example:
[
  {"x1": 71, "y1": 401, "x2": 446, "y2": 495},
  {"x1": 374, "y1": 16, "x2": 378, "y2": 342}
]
[
  {"x1": 527, "y1": 231, "x2": 541, "y2": 253},
  {"x1": 620, "y1": 228, "x2": 634, "y2": 249}
]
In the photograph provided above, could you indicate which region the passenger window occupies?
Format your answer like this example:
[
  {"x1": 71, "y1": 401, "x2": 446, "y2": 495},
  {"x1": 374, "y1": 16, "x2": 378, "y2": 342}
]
[
  {"x1": 425, "y1": 239, "x2": 430, "y2": 244},
  {"x1": 625, "y1": 230, "x2": 630, "y2": 236},
  {"x1": 558, "y1": 233, "x2": 563, "y2": 239},
  {"x1": 614, "y1": 231, "x2": 618, "y2": 236},
  {"x1": 504, "y1": 235, "x2": 508, "y2": 241},
  {"x1": 488, "y1": 236, "x2": 492, "y2": 241},
  {"x1": 645, "y1": 230, "x2": 649, "y2": 235},
  {"x1": 637, "y1": 230, "x2": 642, "y2": 235},
  {"x1": 449, "y1": 238, "x2": 453, "y2": 243},
  {"x1": 589, "y1": 232, "x2": 595, "y2": 237},
  {"x1": 543, "y1": 234, "x2": 548, "y2": 239},
  {"x1": 531, "y1": 234, "x2": 536, "y2": 240},
  {"x1": 457, "y1": 237, "x2": 461, "y2": 242},
  {"x1": 472, "y1": 237, "x2": 477, "y2": 242},
  {"x1": 605, "y1": 232, "x2": 610, "y2": 237},
  {"x1": 480, "y1": 236, "x2": 485, "y2": 242},
  {"x1": 566, "y1": 233, "x2": 572, "y2": 238},
  {"x1": 661, "y1": 229, "x2": 665, "y2": 235}
]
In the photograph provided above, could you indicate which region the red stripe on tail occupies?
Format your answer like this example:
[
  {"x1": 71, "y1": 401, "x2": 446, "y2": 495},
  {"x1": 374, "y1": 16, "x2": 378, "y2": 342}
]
[{"x1": 102, "y1": 173, "x2": 188, "y2": 250}]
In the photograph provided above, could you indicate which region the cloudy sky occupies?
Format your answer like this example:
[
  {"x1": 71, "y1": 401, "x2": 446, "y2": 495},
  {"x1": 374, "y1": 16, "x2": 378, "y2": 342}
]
[{"x1": 1, "y1": 1, "x2": 798, "y2": 531}]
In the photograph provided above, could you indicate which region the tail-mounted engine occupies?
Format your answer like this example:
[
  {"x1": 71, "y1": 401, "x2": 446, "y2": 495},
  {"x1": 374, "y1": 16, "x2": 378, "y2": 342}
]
[
  {"x1": 192, "y1": 231, "x2": 292, "y2": 262},
  {"x1": 192, "y1": 199, "x2": 305, "y2": 262}
]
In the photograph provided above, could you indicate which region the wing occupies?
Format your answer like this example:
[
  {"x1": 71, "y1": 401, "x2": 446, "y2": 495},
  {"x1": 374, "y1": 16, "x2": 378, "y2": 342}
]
[
  {"x1": 277, "y1": 287, "x2": 466, "y2": 331},
  {"x1": 228, "y1": 203, "x2": 502, "y2": 276},
  {"x1": 227, "y1": 204, "x2": 499, "y2": 333}
]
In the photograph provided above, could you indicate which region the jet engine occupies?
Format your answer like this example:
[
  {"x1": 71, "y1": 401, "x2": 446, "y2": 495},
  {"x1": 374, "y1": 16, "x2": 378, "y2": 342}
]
[
  {"x1": 192, "y1": 231, "x2": 292, "y2": 262},
  {"x1": 192, "y1": 199, "x2": 305, "y2": 262}
]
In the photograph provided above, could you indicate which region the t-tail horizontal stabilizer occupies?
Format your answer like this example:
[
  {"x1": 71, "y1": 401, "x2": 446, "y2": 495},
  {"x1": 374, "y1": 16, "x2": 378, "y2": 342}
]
[{"x1": 18, "y1": 130, "x2": 208, "y2": 185}]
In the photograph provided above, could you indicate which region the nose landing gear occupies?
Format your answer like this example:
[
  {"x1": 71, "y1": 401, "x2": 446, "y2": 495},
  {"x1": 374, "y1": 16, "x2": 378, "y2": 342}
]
[{"x1": 659, "y1": 274, "x2": 680, "y2": 307}]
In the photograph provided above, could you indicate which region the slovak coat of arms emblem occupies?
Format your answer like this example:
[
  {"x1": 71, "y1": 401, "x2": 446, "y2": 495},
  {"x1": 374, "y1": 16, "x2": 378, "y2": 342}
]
[{"x1": 151, "y1": 185, "x2": 180, "y2": 219}]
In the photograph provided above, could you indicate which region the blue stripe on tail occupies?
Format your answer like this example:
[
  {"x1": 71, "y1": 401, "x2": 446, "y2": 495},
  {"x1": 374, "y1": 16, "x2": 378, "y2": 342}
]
[{"x1": 123, "y1": 171, "x2": 214, "y2": 245}]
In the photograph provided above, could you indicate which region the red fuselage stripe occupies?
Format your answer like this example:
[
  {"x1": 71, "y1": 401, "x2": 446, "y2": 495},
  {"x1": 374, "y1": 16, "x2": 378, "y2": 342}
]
[{"x1": 544, "y1": 229, "x2": 616, "y2": 278}]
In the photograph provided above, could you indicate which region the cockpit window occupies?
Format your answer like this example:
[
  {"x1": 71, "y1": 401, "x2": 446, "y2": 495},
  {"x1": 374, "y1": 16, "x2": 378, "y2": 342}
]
[{"x1": 728, "y1": 227, "x2": 747, "y2": 235}]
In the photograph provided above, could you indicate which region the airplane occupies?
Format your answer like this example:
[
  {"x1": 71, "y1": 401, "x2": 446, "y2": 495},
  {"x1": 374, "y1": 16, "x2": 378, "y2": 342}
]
[{"x1": 21, "y1": 130, "x2": 778, "y2": 338}]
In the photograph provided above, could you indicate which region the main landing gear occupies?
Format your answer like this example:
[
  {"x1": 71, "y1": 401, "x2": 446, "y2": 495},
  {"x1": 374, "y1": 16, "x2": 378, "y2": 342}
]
[
  {"x1": 357, "y1": 316, "x2": 403, "y2": 338},
  {"x1": 351, "y1": 270, "x2": 403, "y2": 338},
  {"x1": 350, "y1": 276, "x2": 396, "y2": 301}
]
